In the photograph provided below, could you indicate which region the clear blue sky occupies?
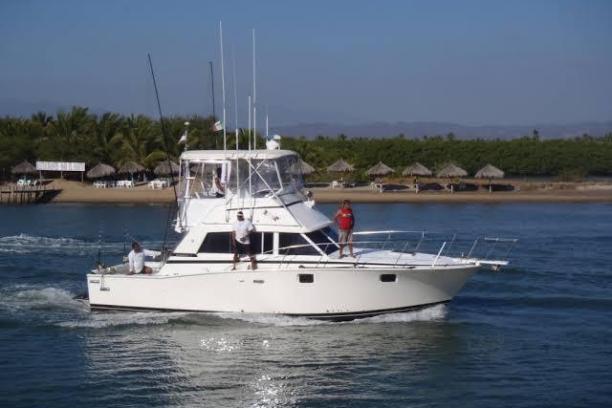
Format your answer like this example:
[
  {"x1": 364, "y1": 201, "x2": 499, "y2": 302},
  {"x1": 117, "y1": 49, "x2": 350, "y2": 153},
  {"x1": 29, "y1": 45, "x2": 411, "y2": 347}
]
[{"x1": 1, "y1": 0, "x2": 611, "y2": 125}]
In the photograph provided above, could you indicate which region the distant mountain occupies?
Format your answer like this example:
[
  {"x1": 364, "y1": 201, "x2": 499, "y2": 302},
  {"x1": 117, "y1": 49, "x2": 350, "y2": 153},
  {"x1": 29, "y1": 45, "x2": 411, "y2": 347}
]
[
  {"x1": 0, "y1": 98, "x2": 111, "y2": 117},
  {"x1": 274, "y1": 121, "x2": 612, "y2": 140}
]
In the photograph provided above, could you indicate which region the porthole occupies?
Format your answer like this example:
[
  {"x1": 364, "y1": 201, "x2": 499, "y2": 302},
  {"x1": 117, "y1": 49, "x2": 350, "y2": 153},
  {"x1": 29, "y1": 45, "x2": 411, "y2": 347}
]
[
  {"x1": 298, "y1": 274, "x2": 314, "y2": 283},
  {"x1": 380, "y1": 274, "x2": 397, "y2": 283}
]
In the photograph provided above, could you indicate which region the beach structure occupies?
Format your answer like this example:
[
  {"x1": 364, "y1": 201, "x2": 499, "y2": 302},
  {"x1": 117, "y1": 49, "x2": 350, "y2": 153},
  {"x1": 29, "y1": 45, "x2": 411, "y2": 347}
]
[
  {"x1": 117, "y1": 161, "x2": 145, "y2": 186},
  {"x1": 11, "y1": 160, "x2": 37, "y2": 177},
  {"x1": 475, "y1": 164, "x2": 505, "y2": 192},
  {"x1": 118, "y1": 161, "x2": 145, "y2": 175},
  {"x1": 326, "y1": 159, "x2": 355, "y2": 173},
  {"x1": 36, "y1": 161, "x2": 86, "y2": 181},
  {"x1": 366, "y1": 161, "x2": 394, "y2": 178},
  {"x1": 299, "y1": 159, "x2": 315, "y2": 176},
  {"x1": 154, "y1": 161, "x2": 180, "y2": 176},
  {"x1": 437, "y1": 163, "x2": 468, "y2": 193},
  {"x1": 87, "y1": 163, "x2": 116, "y2": 179},
  {"x1": 402, "y1": 162, "x2": 432, "y2": 193}
]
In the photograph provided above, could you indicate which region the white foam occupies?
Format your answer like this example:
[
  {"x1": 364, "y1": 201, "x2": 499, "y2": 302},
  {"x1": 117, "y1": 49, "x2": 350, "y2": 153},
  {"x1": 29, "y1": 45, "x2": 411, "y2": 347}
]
[
  {"x1": 214, "y1": 304, "x2": 447, "y2": 327},
  {"x1": 0, "y1": 286, "x2": 84, "y2": 312},
  {"x1": 57, "y1": 311, "x2": 189, "y2": 329},
  {"x1": 356, "y1": 304, "x2": 447, "y2": 323}
]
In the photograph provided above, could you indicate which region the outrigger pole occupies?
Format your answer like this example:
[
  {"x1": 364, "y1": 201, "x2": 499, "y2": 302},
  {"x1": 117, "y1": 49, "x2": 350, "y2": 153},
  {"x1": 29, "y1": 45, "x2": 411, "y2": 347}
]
[{"x1": 147, "y1": 53, "x2": 179, "y2": 252}]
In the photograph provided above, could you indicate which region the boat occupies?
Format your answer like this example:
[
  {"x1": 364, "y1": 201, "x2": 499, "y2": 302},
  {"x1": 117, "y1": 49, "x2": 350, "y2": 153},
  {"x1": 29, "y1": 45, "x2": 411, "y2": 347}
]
[{"x1": 84, "y1": 148, "x2": 515, "y2": 321}]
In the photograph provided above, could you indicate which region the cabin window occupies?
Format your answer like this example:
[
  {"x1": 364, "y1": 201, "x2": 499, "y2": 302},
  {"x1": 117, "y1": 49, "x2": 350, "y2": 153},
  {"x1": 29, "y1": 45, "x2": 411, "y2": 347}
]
[
  {"x1": 298, "y1": 274, "x2": 314, "y2": 283},
  {"x1": 380, "y1": 274, "x2": 397, "y2": 283},
  {"x1": 199, "y1": 232, "x2": 272, "y2": 254},
  {"x1": 278, "y1": 233, "x2": 320, "y2": 256},
  {"x1": 250, "y1": 232, "x2": 274, "y2": 254},
  {"x1": 305, "y1": 229, "x2": 338, "y2": 255},
  {"x1": 199, "y1": 232, "x2": 233, "y2": 253}
]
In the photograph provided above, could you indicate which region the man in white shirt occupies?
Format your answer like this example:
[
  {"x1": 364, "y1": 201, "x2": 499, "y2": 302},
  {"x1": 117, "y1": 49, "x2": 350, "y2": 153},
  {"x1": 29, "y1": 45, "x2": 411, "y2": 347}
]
[
  {"x1": 232, "y1": 211, "x2": 257, "y2": 270},
  {"x1": 128, "y1": 241, "x2": 161, "y2": 274}
]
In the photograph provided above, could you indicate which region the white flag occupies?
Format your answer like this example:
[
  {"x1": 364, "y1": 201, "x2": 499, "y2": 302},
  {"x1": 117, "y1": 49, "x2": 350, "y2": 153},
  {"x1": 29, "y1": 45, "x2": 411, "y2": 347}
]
[
  {"x1": 213, "y1": 121, "x2": 224, "y2": 132},
  {"x1": 178, "y1": 130, "x2": 187, "y2": 144}
]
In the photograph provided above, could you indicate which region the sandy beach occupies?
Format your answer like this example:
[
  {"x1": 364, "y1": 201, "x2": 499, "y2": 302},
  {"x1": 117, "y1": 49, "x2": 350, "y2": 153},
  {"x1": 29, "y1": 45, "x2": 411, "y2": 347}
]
[{"x1": 39, "y1": 179, "x2": 612, "y2": 204}]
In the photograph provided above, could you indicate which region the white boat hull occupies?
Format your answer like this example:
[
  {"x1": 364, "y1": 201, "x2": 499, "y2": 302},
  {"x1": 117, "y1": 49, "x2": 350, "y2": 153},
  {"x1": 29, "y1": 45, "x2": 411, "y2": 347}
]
[{"x1": 86, "y1": 264, "x2": 478, "y2": 321}]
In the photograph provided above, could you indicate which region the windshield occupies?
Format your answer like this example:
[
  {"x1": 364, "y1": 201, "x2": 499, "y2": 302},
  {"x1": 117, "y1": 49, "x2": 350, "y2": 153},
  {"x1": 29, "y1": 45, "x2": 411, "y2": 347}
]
[{"x1": 179, "y1": 154, "x2": 304, "y2": 199}]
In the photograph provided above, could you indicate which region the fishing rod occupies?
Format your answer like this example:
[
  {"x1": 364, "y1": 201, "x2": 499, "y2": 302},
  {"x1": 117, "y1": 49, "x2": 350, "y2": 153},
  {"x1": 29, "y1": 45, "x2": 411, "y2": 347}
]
[{"x1": 147, "y1": 53, "x2": 179, "y2": 255}]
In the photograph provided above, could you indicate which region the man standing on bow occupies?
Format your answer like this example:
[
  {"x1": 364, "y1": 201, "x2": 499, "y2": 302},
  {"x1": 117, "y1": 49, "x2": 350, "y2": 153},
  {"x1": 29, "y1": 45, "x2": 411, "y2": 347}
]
[
  {"x1": 232, "y1": 211, "x2": 257, "y2": 270},
  {"x1": 335, "y1": 199, "x2": 355, "y2": 258}
]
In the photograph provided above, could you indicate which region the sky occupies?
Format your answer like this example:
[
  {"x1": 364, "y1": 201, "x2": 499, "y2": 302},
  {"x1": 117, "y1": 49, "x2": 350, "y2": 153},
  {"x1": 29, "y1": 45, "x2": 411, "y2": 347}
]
[{"x1": 1, "y1": 0, "x2": 611, "y2": 126}]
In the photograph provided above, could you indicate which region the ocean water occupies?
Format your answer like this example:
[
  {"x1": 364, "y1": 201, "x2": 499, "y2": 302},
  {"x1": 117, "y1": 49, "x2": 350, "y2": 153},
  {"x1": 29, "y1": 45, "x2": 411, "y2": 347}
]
[{"x1": 0, "y1": 203, "x2": 611, "y2": 407}]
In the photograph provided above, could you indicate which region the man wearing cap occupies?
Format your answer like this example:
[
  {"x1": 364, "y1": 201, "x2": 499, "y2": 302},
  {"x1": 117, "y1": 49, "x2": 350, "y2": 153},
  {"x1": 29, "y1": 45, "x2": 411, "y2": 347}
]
[{"x1": 232, "y1": 211, "x2": 257, "y2": 270}]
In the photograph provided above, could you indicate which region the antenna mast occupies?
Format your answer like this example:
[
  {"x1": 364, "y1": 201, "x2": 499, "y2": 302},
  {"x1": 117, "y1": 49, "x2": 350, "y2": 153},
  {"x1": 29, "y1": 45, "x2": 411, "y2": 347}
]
[
  {"x1": 209, "y1": 61, "x2": 216, "y2": 119},
  {"x1": 219, "y1": 21, "x2": 227, "y2": 151},
  {"x1": 209, "y1": 61, "x2": 217, "y2": 149},
  {"x1": 232, "y1": 46, "x2": 239, "y2": 195},
  {"x1": 252, "y1": 28, "x2": 256, "y2": 150}
]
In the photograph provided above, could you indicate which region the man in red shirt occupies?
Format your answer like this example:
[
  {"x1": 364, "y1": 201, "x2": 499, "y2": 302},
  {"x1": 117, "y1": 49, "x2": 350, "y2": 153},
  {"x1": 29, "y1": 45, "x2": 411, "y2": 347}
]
[{"x1": 334, "y1": 199, "x2": 355, "y2": 258}]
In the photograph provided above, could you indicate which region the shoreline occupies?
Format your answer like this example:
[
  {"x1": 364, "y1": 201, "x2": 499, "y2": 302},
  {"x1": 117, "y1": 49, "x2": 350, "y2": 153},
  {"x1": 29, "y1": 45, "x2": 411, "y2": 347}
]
[{"x1": 33, "y1": 179, "x2": 612, "y2": 205}]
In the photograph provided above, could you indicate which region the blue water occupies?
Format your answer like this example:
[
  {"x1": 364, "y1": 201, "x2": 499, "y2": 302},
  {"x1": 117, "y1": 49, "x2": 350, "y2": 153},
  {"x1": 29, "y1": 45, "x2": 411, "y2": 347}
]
[{"x1": 1, "y1": 203, "x2": 611, "y2": 407}]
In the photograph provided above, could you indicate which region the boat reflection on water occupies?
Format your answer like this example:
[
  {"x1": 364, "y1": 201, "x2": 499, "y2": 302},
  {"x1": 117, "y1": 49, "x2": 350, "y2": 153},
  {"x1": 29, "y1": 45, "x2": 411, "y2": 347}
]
[{"x1": 80, "y1": 306, "x2": 469, "y2": 406}]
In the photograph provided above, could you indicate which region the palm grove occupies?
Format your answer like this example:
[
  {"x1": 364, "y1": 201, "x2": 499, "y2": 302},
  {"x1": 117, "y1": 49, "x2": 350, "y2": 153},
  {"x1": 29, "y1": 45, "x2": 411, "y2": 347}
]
[{"x1": 1, "y1": 106, "x2": 612, "y2": 180}]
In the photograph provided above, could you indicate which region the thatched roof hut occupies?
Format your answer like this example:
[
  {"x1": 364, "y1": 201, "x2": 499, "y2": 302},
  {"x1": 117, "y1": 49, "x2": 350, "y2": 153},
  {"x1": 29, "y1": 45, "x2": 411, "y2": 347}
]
[
  {"x1": 475, "y1": 164, "x2": 504, "y2": 179},
  {"x1": 402, "y1": 162, "x2": 432, "y2": 177},
  {"x1": 87, "y1": 163, "x2": 116, "y2": 179},
  {"x1": 366, "y1": 161, "x2": 394, "y2": 177},
  {"x1": 326, "y1": 159, "x2": 354, "y2": 173},
  {"x1": 118, "y1": 161, "x2": 145, "y2": 174},
  {"x1": 299, "y1": 159, "x2": 315, "y2": 176},
  {"x1": 11, "y1": 160, "x2": 37, "y2": 175},
  {"x1": 154, "y1": 161, "x2": 180, "y2": 176},
  {"x1": 437, "y1": 163, "x2": 468, "y2": 178}
]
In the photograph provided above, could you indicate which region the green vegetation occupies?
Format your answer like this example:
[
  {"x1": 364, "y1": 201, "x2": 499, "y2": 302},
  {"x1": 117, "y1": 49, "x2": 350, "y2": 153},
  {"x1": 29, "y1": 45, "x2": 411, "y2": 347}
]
[{"x1": 1, "y1": 106, "x2": 611, "y2": 179}]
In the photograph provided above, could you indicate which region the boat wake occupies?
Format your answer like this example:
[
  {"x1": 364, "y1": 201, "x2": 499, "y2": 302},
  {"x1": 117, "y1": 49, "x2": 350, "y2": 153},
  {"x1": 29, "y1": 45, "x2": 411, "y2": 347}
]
[
  {"x1": 0, "y1": 285, "x2": 85, "y2": 313},
  {"x1": 0, "y1": 233, "x2": 162, "y2": 256},
  {"x1": 214, "y1": 304, "x2": 447, "y2": 326}
]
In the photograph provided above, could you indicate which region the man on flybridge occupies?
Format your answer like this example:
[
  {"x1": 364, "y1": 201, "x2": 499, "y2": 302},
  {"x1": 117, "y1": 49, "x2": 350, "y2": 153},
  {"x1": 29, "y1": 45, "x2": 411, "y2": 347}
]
[{"x1": 232, "y1": 211, "x2": 257, "y2": 270}]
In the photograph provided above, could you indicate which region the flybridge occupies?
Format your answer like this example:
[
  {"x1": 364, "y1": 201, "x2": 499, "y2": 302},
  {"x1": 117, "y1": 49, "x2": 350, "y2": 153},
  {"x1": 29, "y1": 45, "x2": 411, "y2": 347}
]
[{"x1": 174, "y1": 149, "x2": 323, "y2": 234}]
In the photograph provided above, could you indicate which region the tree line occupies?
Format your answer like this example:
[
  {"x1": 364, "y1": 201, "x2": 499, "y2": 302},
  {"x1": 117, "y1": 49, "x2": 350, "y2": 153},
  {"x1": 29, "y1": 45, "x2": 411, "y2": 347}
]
[{"x1": 1, "y1": 106, "x2": 611, "y2": 179}]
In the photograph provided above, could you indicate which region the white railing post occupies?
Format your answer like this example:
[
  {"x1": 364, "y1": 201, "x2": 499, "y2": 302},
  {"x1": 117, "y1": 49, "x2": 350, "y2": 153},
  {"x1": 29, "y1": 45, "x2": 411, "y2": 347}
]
[{"x1": 432, "y1": 241, "x2": 447, "y2": 267}]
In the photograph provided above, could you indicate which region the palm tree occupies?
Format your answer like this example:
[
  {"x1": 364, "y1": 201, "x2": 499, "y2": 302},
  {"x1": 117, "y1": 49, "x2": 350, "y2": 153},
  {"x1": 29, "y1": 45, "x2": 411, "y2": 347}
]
[{"x1": 111, "y1": 114, "x2": 164, "y2": 168}]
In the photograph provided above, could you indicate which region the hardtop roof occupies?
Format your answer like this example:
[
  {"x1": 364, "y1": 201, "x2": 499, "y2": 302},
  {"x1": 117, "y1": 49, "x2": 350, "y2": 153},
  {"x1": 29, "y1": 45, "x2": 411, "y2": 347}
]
[{"x1": 180, "y1": 149, "x2": 298, "y2": 161}]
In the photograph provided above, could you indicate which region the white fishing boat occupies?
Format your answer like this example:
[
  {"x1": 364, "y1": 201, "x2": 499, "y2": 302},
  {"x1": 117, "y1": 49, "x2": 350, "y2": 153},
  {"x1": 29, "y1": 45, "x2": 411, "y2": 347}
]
[{"x1": 84, "y1": 148, "x2": 515, "y2": 321}]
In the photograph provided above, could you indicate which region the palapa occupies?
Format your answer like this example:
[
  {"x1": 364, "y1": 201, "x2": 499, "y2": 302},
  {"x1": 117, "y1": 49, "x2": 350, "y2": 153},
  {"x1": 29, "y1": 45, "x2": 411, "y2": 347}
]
[
  {"x1": 299, "y1": 159, "x2": 315, "y2": 176},
  {"x1": 475, "y1": 163, "x2": 505, "y2": 193},
  {"x1": 366, "y1": 161, "x2": 394, "y2": 177},
  {"x1": 11, "y1": 160, "x2": 37, "y2": 175},
  {"x1": 402, "y1": 162, "x2": 432, "y2": 193},
  {"x1": 154, "y1": 161, "x2": 180, "y2": 176},
  {"x1": 326, "y1": 159, "x2": 354, "y2": 173},
  {"x1": 402, "y1": 162, "x2": 432, "y2": 177},
  {"x1": 437, "y1": 163, "x2": 468, "y2": 178},
  {"x1": 118, "y1": 161, "x2": 145, "y2": 174},
  {"x1": 475, "y1": 164, "x2": 504, "y2": 179},
  {"x1": 86, "y1": 163, "x2": 116, "y2": 179}
]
